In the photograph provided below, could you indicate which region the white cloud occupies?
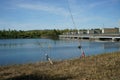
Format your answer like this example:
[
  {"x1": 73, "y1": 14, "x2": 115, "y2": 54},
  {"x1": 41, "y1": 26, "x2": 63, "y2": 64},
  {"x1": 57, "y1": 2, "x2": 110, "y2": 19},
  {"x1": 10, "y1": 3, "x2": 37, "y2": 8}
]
[
  {"x1": 0, "y1": 20, "x2": 36, "y2": 30},
  {"x1": 88, "y1": 0, "x2": 118, "y2": 10},
  {"x1": 1, "y1": 0, "x2": 119, "y2": 30},
  {"x1": 17, "y1": 3, "x2": 69, "y2": 16},
  {"x1": 0, "y1": 20, "x2": 69, "y2": 30}
]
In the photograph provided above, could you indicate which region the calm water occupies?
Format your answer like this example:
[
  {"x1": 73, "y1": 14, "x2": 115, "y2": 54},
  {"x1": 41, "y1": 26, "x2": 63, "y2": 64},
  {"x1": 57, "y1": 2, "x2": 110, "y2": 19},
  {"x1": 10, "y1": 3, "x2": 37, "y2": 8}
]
[{"x1": 0, "y1": 39, "x2": 120, "y2": 65}]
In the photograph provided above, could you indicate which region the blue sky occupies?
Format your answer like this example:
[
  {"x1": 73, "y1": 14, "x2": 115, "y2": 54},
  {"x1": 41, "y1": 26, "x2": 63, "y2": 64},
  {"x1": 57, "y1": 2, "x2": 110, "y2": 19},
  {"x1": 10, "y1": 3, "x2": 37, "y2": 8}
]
[{"x1": 0, "y1": 0, "x2": 120, "y2": 30}]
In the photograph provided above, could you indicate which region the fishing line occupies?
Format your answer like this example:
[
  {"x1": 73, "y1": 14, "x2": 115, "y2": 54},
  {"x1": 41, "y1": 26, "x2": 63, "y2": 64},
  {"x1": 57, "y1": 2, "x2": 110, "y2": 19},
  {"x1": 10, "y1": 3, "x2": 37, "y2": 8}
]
[
  {"x1": 67, "y1": 0, "x2": 77, "y2": 30},
  {"x1": 67, "y1": 0, "x2": 85, "y2": 58}
]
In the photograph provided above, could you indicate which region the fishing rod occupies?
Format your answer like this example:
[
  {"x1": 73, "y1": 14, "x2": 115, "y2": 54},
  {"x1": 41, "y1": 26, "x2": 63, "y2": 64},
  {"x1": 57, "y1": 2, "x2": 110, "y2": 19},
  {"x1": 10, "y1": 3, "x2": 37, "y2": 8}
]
[
  {"x1": 36, "y1": 40, "x2": 53, "y2": 64},
  {"x1": 43, "y1": 43, "x2": 53, "y2": 64},
  {"x1": 67, "y1": 0, "x2": 77, "y2": 30},
  {"x1": 67, "y1": 0, "x2": 85, "y2": 58}
]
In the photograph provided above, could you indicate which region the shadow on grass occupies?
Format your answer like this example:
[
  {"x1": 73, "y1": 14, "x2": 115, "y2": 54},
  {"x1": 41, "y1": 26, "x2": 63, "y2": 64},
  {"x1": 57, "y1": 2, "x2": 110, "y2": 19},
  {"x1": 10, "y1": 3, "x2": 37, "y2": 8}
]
[{"x1": 5, "y1": 73, "x2": 73, "y2": 80}]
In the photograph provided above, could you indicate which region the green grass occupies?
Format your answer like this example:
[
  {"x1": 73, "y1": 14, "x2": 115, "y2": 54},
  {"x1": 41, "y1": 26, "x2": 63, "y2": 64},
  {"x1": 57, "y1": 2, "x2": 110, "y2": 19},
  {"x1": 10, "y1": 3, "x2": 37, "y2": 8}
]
[{"x1": 0, "y1": 52, "x2": 120, "y2": 80}]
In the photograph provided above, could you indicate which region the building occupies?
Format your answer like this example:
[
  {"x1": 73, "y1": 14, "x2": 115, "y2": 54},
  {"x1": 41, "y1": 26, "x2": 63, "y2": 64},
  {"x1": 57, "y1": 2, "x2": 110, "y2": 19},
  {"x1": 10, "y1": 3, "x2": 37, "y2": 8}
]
[
  {"x1": 101, "y1": 28, "x2": 119, "y2": 34},
  {"x1": 79, "y1": 30, "x2": 87, "y2": 34},
  {"x1": 87, "y1": 29, "x2": 101, "y2": 34},
  {"x1": 87, "y1": 29, "x2": 94, "y2": 34}
]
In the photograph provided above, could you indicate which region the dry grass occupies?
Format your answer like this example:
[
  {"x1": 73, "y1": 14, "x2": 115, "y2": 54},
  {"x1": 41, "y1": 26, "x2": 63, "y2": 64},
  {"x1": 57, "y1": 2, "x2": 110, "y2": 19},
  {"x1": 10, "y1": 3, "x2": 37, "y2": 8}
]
[{"x1": 0, "y1": 52, "x2": 120, "y2": 80}]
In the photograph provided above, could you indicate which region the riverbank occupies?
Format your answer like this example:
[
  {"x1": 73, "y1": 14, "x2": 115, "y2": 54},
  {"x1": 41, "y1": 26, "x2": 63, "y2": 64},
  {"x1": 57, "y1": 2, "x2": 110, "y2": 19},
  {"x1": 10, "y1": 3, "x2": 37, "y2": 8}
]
[{"x1": 0, "y1": 52, "x2": 120, "y2": 80}]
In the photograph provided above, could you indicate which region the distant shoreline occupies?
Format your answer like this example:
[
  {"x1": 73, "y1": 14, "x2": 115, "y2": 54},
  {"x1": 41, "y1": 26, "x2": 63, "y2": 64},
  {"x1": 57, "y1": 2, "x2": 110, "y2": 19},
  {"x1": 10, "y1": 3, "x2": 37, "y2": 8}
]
[{"x1": 0, "y1": 29, "x2": 62, "y2": 40}]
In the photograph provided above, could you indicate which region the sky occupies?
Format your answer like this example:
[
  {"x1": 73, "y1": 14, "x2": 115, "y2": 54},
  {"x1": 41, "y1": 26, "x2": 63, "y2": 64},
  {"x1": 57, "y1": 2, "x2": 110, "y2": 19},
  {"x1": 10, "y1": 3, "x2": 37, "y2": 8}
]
[{"x1": 0, "y1": 0, "x2": 120, "y2": 30}]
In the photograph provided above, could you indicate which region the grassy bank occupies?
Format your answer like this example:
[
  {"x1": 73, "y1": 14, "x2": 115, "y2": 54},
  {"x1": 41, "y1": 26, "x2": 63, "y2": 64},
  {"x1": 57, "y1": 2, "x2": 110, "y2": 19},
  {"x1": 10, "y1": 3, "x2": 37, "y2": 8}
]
[{"x1": 0, "y1": 52, "x2": 120, "y2": 80}]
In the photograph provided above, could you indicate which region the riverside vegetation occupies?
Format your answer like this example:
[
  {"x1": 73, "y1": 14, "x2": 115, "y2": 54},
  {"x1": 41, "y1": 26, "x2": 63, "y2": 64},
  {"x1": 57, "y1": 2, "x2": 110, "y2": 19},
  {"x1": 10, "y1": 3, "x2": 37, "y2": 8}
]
[
  {"x1": 0, "y1": 29, "x2": 62, "y2": 39},
  {"x1": 0, "y1": 52, "x2": 120, "y2": 80},
  {"x1": 0, "y1": 29, "x2": 78, "y2": 39}
]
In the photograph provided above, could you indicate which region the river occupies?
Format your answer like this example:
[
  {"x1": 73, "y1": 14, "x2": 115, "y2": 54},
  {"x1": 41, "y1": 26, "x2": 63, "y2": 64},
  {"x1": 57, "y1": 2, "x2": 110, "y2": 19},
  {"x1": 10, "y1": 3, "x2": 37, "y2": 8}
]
[{"x1": 0, "y1": 39, "x2": 120, "y2": 65}]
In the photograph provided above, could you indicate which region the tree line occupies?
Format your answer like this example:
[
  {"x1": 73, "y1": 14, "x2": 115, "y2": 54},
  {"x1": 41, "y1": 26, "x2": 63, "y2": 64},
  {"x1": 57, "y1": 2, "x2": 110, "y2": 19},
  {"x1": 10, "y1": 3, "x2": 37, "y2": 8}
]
[{"x1": 0, "y1": 29, "x2": 72, "y2": 39}]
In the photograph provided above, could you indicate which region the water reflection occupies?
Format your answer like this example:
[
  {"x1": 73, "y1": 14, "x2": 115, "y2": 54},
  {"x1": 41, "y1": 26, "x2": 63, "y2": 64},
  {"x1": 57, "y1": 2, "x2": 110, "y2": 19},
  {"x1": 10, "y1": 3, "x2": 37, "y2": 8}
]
[
  {"x1": 0, "y1": 43, "x2": 24, "y2": 48},
  {"x1": 0, "y1": 39, "x2": 120, "y2": 65},
  {"x1": 102, "y1": 42, "x2": 120, "y2": 49}
]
